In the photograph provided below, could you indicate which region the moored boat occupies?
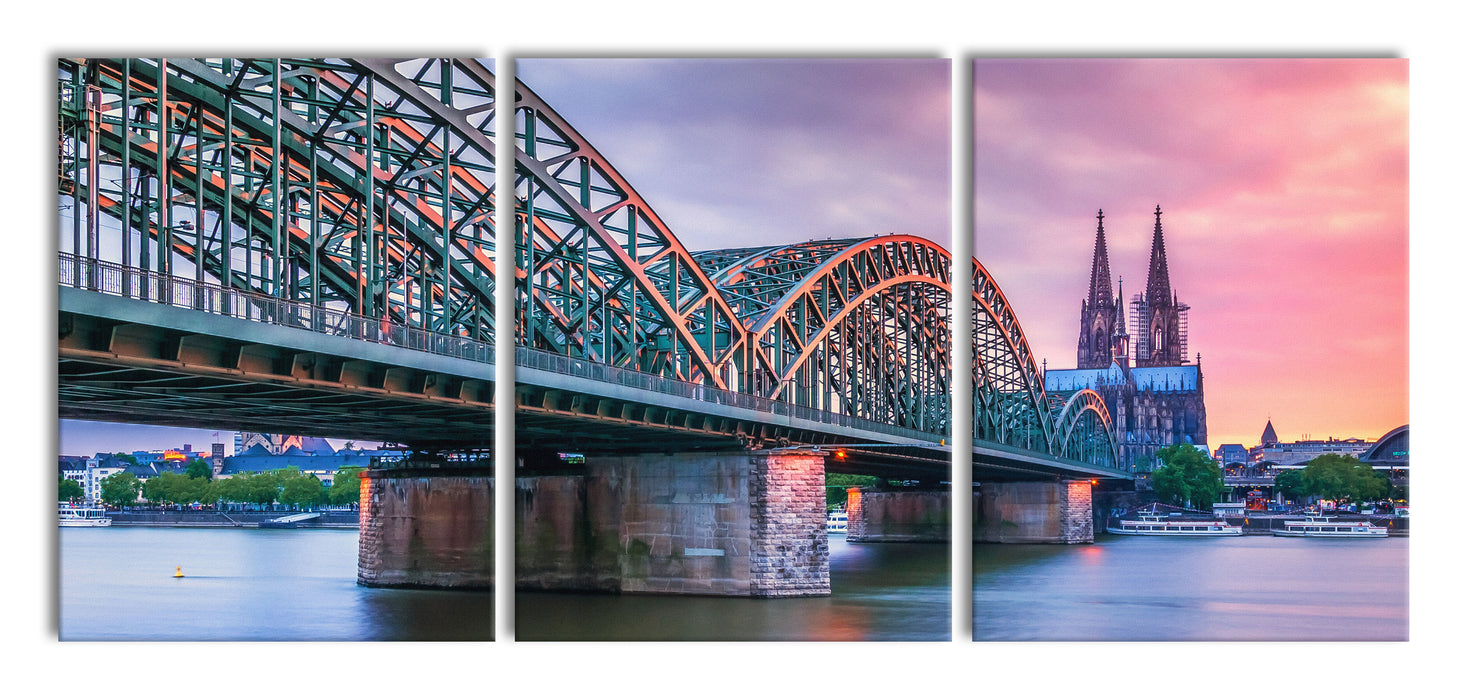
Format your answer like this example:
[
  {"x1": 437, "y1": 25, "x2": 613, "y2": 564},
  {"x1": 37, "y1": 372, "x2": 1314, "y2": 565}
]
[
  {"x1": 826, "y1": 510, "x2": 848, "y2": 534},
  {"x1": 1106, "y1": 512, "x2": 1242, "y2": 536},
  {"x1": 59, "y1": 503, "x2": 112, "y2": 527},
  {"x1": 1272, "y1": 515, "x2": 1387, "y2": 538}
]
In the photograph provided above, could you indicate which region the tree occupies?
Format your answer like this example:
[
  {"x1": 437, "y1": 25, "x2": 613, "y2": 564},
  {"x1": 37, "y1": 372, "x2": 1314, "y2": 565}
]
[
  {"x1": 327, "y1": 467, "x2": 366, "y2": 505},
  {"x1": 280, "y1": 473, "x2": 324, "y2": 508},
  {"x1": 142, "y1": 472, "x2": 208, "y2": 505},
  {"x1": 1299, "y1": 454, "x2": 1389, "y2": 505},
  {"x1": 99, "y1": 471, "x2": 141, "y2": 508},
  {"x1": 825, "y1": 473, "x2": 879, "y2": 510},
  {"x1": 59, "y1": 475, "x2": 84, "y2": 502},
  {"x1": 112, "y1": 453, "x2": 140, "y2": 466},
  {"x1": 207, "y1": 471, "x2": 282, "y2": 506},
  {"x1": 1150, "y1": 444, "x2": 1223, "y2": 510},
  {"x1": 1273, "y1": 468, "x2": 1307, "y2": 501},
  {"x1": 184, "y1": 458, "x2": 213, "y2": 482}
]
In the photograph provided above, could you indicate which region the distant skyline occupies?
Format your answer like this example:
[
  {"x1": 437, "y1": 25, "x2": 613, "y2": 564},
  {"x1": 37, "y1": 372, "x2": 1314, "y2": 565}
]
[
  {"x1": 973, "y1": 59, "x2": 1409, "y2": 450},
  {"x1": 58, "y1": 420, "x2": 350, "y2": 458}
]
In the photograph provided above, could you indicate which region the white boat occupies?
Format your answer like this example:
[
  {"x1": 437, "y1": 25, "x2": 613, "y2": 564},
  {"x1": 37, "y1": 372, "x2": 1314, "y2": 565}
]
[
  {"x1": 59, "y1": 504, "x2": 112, "y2": 527},
  {"x1": 1272, "y1": 515, "x2": 1387, "y2": 538},
  {"x1": 826, "y1": 510, "x2": 848, "y2": 534},
  {"x1": 1106, "y1": 513, "x2": 1241, "y2": 536}
]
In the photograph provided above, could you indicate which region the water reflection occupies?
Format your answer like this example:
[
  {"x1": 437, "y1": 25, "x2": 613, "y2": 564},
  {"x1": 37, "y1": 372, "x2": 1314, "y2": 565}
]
[
  {"x1": 515, "y1": 534, "x2": 951, "y2": 641},
  {"x1": 60, "y1": 528, "x2": 494, "y2": 641},
  {"x1": 973, "y1": 534, "x2": 1408, "y2": 641}
]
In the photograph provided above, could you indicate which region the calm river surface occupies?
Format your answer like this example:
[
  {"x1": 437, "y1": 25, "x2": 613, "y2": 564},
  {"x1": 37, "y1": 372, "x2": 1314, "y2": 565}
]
[
  {"x1": 59, "y1": 528, "x2": 1407, "y2": 642},
  {"x1": 59, "y1": 527, "x2": 495, "y2": 641},
  {"x1": 974, "y1": 533, "x2": 1408, "y2": 641}
]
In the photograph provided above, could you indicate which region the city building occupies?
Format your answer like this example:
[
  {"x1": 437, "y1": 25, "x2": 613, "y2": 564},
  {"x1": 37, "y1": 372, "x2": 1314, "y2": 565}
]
[
  {"x1": 234, "y1": 432, "x2": 335, "y2": 456},
  {"x1": 60, "y1": 454, "x2": 130, "y2": 504},
  {"x1": 218, "y1": 445, "x2": 400, "y2": 486},
  {"x1": 1248, "y1": 419, "x2": 1375, "y2": 466},
  {"x1": 1214, "y1": 443, "x2": 1248, "y2": 467},
  {"x1": 1043, "y1": 206, "x2": 1208, "y2": 470}
]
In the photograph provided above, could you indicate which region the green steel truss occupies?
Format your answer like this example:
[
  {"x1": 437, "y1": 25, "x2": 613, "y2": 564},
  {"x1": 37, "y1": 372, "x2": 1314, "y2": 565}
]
[
  {"x1": 509, "y1": 72, "x2": 1115, "y2": 467},
  {"x1": 58, "y1": 58, "x2": 498, "y2": 343},
  {"x1": 693, "y1": 236, "x2": 953, "y2": 434},
  {"x1": 57, "y1": 59, "x2": 1116, "y2": 469}
]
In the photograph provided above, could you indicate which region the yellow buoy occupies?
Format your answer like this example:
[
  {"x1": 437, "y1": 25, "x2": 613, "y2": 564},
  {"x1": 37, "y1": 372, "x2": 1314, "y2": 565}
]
[{"x1": 174, "y1": 566, "x2": 184, "y2": 578}]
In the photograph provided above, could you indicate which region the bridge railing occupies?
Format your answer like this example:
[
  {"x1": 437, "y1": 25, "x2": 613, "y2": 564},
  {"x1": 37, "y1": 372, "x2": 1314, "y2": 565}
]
[
  {"x1": 515, "y1": 345, "x2": 944, "y2": 444},
  {"x1": 59, "y1": 253, "x2": 496, "y2": 365},
  {"x1": 61, "y1": 253, "x2": 945, "y2": 445}
]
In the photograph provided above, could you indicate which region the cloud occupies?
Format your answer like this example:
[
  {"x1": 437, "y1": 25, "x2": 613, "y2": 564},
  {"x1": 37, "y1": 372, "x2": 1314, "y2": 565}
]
[
  {"x1": 517, "y1": 58, "x2": 951, "y2": 251},
  {"x1": 973, "y1": 58, "x2": 1408, "y2": 448}
]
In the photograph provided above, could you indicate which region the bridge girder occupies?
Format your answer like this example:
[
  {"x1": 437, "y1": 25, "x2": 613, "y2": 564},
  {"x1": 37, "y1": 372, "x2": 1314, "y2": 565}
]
[
  {"x1": 59, "y1": 58, "x2": 499, "y2": 345},
  {"x1": 58, "y1": 58, "x2": 1122, "y2": 478}
]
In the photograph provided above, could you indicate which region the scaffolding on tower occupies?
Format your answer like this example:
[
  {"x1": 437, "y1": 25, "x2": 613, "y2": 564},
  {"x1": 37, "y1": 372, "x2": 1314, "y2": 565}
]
[
  {"x1": 1129, "y1": 293, "x2": 1149, "y2": 362},
  {"x1": 1177, "y1": 302, "x2": 1190, "y2": 363}
]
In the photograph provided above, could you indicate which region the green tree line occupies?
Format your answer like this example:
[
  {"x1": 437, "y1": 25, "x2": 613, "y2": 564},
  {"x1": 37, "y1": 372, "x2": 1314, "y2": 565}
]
[
  {"x1": 91, "y1": 467, "x2": 364, "y2": 509},
  {"x1": 1273, "y1": 454, "x2": 1390, "y2": 505},
  {"x1": 1150, "y1": 444, "x2": 1224, "y2": 511}
]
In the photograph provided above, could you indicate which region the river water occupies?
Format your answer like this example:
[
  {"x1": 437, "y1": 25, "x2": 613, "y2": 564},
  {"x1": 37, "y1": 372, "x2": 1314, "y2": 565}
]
[
  {"x1": 58, "y1": 528, "x2": 1406, "y2": 642},
  {"x1": 58, "y1": 527, "x2": 495, "y2": 641},
  {"x1": 515, "y1": 533, "x2": 952, "y2": 641},
  {"x1": 974, "y1": 533, "x2": 1408, "y2": 641}
]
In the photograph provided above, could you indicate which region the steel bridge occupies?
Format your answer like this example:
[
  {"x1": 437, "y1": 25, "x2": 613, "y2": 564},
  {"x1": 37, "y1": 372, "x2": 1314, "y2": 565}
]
[{"x1": 56, "y1": 58, "x2": 1124, "y2": 483}]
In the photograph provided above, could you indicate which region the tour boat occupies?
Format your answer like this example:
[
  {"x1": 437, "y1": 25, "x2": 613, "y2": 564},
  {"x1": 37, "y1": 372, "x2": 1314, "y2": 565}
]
[
  {"x1": 826, "y1": 510, "x2": 848, "y2": 534},
  {"x1": 1272, "y1": 515, "x2": 1387, "y2": 538},
  {"x1": 59, "y1": 504, "x2": 112, "y2": 527},
  {"x1": 1106, "y1": 513, "x2": 1241, "y2": 536}
]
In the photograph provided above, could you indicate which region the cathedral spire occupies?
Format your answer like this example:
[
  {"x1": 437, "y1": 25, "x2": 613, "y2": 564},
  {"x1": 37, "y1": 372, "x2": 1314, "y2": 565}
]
[
  {"x1": 1145, "y1": 204, "x2": 1172, "y2": 308},
  {"x1": 1077, "y1": 209, "x2": 1119, "y2": 369},
  {"x1": 1088, "y1": 209, "x2": 1114, "y2": 308}
]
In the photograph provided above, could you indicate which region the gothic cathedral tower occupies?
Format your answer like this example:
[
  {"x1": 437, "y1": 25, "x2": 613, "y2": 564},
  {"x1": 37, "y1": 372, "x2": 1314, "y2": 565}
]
[
  {"x1": 1077, "y1": 210, "x2": 1118, "y2": 369},
  {"x1": 1134, "y1": 205, "x2": 1187, "y2": 367}
]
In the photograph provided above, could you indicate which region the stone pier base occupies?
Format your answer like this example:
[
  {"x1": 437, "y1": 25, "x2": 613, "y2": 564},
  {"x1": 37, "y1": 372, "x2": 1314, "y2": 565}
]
[
  {"x1": 845, "y1": 488, "x2": 951, "y2": 542},
  {"x1": 357, "y1": 466, "x2": 495, "y2": 588},
  {"x1": 974, "y1": 480, "x2": 1093, "y2": 544},
  {"x1": 516, "y1": 450, "x2": 829, "y2": 598}
]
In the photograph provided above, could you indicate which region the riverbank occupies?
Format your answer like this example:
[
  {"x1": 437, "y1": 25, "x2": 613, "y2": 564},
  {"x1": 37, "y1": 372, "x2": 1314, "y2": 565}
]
[
  {"x1": 106, "y1": 510, "x2": 359, "y2": 528},
  {"x1": 1224, "y1": 512, "x2": 1409, "y2": 536}
]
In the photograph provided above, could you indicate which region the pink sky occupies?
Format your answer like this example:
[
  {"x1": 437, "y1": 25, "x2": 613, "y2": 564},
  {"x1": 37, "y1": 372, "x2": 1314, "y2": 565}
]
[{"x1": 973, "y1": 59, "x2": 1409, "y2": 451}]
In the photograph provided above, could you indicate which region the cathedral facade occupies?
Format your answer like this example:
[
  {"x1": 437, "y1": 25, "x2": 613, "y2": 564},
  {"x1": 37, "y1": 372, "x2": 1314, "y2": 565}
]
[{"x1": 1045, "y1": 206, "x2": 1208, "y2": 470}]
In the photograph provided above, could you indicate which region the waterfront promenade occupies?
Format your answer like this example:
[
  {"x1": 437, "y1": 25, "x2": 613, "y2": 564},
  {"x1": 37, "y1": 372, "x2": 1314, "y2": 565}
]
[{"x1": 105, "y1": 509, "x2": 358, "y2": 528}]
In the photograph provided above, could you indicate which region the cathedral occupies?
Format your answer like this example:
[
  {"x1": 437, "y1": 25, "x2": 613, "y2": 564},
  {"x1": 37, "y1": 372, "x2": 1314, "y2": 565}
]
[{"x1": 1044, "y1": 206, "x2": 1208, "y2": 470}]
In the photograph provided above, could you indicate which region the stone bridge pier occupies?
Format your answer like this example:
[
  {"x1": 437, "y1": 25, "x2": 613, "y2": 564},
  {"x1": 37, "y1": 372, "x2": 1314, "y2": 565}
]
[
  {"x1": 973, "y1": 480, "x2": 1094, "y2": 544},
  {"x1": 844, "y1": 487, "x2": 951, "y2": 542},
  {"x1": 357, "y1": 463, "x2": 496, "y2": 589},
  {"x1": 840, "y1": 480, "x2": 1094, "y2": 545},
  {"x1": 515, "y1": 450, "x2": 830, "y2": 598}
]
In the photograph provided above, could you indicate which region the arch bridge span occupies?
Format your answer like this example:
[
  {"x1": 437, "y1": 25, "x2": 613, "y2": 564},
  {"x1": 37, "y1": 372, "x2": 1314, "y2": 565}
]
[
  {"x1": 512, "y1": 75, "x2": 1120, "y2": 477},
  {"x1": 56, "y1": 59, "x2": 1122, "y2": 480}
]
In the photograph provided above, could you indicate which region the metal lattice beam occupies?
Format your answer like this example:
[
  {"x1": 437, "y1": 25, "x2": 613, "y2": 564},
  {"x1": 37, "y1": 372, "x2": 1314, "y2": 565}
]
[{"x1": 58, "y1": 58, "x2": 498, "y2": 345}]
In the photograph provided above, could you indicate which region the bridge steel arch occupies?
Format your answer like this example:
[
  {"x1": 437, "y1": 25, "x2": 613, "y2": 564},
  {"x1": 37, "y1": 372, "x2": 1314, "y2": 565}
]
[
  {"x1": 58, "y1": 58, "x2": 500, "y2": 345},
  {"x1": 1054, "y1": 389, "x2": 1120, "y2": 468},
  {"x1": 510, "y1": 74, "x2": 1116, "y2": 467},
  {"x1": 58, "y1": 61, "x2": 1118, "y2": 473},
  {"x1": 513, "y1": 79, "x2": 747, "y2": 389},
  {"x1": 693, "y1": 236, "x2": 953, "y2": 435}
]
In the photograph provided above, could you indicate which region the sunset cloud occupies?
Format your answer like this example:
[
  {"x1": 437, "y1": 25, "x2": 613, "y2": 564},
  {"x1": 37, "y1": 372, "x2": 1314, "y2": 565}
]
[
  {"x1": 974, "y1": 58, "x2": 1408, "y2": 449},
  {"x1": 517, "y1": 58, "x2": 951, "y2": 250}
]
